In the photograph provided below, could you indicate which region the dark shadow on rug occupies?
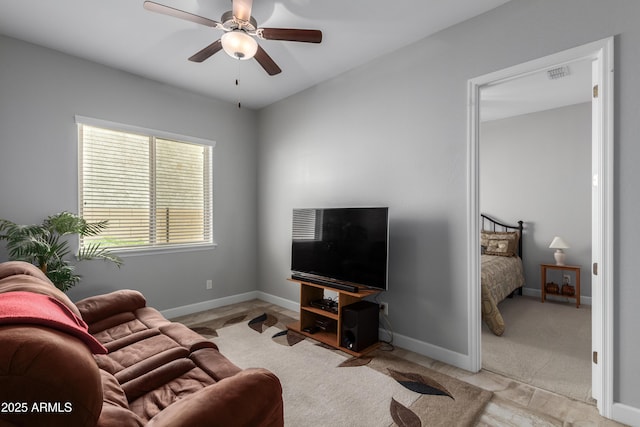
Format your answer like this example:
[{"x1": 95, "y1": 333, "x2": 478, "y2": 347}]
[{"x1": 187, "y1": 307, "x2": 297, "y2": 338}]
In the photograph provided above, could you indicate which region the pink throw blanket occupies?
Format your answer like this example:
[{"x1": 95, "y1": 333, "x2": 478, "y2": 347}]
[{"x1": 0, "y1": 291, "x2": 107, "y2": 354}]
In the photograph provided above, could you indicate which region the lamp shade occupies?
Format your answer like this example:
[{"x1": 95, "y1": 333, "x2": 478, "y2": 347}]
[
  {"x1": 221, "y1": 30, "x2": 258, "y2": 60},
  {"x1": 549, "y1": 236, "x2": 570, "y2": 249}
]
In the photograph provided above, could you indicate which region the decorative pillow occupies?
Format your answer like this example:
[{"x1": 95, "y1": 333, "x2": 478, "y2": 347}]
[{"x1": 481, "y1": 231, "x2": 519, "y2": 257}]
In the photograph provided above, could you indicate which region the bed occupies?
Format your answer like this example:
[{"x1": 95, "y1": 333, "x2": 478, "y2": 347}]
[{"x1": 480, "y1": 214, "x2": 525, "y2": 336}]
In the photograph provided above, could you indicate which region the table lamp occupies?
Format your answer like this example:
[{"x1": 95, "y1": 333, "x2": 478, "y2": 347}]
[{"x1": 549, "y1": 236, "x2": 569, "y2": 265}]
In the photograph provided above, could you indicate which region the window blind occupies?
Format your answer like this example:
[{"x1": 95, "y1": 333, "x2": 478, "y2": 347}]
[{"x1": 78, "y1": 119, "x2": 213, "y2": 251}]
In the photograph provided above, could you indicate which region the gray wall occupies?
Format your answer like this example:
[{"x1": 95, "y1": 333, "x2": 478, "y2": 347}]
[
  {"x1": 0, "y1": 35, "x2": 259, "y2": 310},
  {"x1": 480, "y1": 103, "x2": 592, "y2": 297},
  {"x1": 257, "y1": 0, "x2": 640, "y2": 410}
]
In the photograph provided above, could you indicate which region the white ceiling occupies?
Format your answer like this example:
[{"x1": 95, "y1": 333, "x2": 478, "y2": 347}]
[
  {"x1": 480, "y1": 57, "x2": 593, "y2": 122},
  {"x1": 0, "y1": 0, "x2": 512, "y2": 109}
]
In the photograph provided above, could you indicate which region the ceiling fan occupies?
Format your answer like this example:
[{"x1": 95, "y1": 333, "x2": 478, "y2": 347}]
[{"x1": 143, "y1": 0, "x2": 322, "y2": 76}]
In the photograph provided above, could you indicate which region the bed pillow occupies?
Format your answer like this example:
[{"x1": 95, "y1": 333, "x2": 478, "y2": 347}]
[{"x1": 481, "y1": 231, "x2": 519, "y2": 257}]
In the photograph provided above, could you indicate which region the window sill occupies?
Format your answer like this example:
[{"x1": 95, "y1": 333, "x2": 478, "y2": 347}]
[{"x1": 109, "y1": 243, "x2": 218, "y2": 258}]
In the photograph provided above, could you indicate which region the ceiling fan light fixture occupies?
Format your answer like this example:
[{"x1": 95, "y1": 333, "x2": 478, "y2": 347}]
[{"x1": 221, "y1": 30, "x2": 258, "y2": 60}]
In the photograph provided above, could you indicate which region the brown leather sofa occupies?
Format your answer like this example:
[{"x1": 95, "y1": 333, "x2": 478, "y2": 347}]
[{"x1": 0, "y1": 261, "x2": 284, "y2": 427}]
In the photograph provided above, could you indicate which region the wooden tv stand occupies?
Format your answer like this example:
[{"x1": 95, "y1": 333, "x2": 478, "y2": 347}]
[{"x1": 286, "y1": 278, "x2": 382, "y2": 357}]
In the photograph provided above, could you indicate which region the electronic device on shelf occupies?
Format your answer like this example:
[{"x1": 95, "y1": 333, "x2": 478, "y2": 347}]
[
  {"x1": 314, "y1": 318, "x2": 335, "y2": 332},
  {"x1": 291, "y1": 207, "x2": 389, "y2": 292},
  {"x1": 309, "y1": 298, "x2": 338, "y2": 314}
]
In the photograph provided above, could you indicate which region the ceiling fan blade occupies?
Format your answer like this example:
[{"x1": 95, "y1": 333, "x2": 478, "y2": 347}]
[
  {"x1": 233, "y1": 0, "x2": 253, "y2": 22},
  {"x1": 254, "y1": 45, "x2": 282, "y2": 76},
  {"x1": 259, "y1": 28, "x2": 322, "y2": 43},
  {"x1": 188, "y1": 40, "x2": 223, "y2": 63},
  {"x1": 144, "y1": 1, "x2": 223, "y2": 29}
]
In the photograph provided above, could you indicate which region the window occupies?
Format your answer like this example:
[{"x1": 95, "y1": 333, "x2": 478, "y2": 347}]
[{"x1": 77, "y1": 116, "x2": 214, "y2": 252}]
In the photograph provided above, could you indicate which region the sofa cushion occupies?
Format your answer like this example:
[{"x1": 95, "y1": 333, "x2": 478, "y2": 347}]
[
  {"x1": 115, "y1": 347, "x2": 190, "y2": 384},
  {"x1": 77, "y1": 290, "x2": 147, "y2": 324},
  {"x1": 129, "y1": 364, "x2": 218, "y2": 422},
  {"x1": 123, "y1": 358, "x2": 203, "y2": 403},
  {"x1": 98, "y1": 333, "x2": 183, "y2": 375},
  {"x1": 89, "y1": 311, "x2": 138, "y2": 335},
  {"x1": 145, "y1": 368, "x2": 284, "y2": 427},
  {"x1": 190, "y1": 347, "x2": 243, "y2": 381},
  {"x1": 101, "y1": 327, "x2": 161, "y2": 352}
]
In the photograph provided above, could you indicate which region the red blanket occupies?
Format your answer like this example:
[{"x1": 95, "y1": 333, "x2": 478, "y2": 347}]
[{"x1": 0, "y1": 291, "x2": 107, "y2": 354}]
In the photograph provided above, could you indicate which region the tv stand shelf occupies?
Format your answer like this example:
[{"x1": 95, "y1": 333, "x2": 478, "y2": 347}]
[{"x1": 287, "y1": 278, "x2": 381, "y2": 357}]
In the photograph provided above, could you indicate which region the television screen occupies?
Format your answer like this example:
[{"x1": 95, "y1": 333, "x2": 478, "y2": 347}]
[{"x1": 291, "y1": 207, "x2": 389, "y2": 291}]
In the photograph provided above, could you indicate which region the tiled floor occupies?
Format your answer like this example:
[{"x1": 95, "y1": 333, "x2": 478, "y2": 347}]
[{"x1": 172, "y1": 299, "x2": 626, "y2": 427}]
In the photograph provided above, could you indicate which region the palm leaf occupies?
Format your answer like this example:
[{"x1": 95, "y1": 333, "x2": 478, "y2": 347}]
[
  {"x1": 81, "y1": 219, "x2": 110, "y2": 237},
  {"x1": 78, "y1": 242, "x2": 123, "y2": 266}
]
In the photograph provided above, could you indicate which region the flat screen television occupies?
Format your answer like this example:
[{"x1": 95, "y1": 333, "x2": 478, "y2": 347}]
[{"x1": 291, "y1": 207, "x2": 389, "y2": 292}]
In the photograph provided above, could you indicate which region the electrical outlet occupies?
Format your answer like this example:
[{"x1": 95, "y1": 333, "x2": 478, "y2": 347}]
[
  {"x1": 206, "y1": 280, "x2": 213, "y2": 290},
  {"x1": 379, "y1": 302, "x2": 389, "y2": 316},
  {"x1": 563, "y1": 274, "x2": 571, "y2": 285}
]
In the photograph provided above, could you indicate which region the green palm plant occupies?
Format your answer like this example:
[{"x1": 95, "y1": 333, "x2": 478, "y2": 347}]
[{"x1": 0, "y1": 211, "x2": 122, "y2": 292}]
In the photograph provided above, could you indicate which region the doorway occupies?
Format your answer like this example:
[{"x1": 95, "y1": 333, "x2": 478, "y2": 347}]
[
  {"x1": 466, "y1": 38, "x2": 614, "y2": 417},
  {"x1": 480, "y1": 70, "x2": 592, "y2": 402}
]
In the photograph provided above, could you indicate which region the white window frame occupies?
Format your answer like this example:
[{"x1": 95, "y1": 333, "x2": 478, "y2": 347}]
[{"x1": 76, "y1": 115, "x2": 216, "y2": 256}]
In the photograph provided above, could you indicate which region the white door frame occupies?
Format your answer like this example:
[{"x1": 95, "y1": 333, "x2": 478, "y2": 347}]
[{"x1": 466, "y1": 37, "x2": 614, "y2": 417}]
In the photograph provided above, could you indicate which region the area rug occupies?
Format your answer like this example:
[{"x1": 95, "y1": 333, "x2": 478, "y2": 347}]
[{"x1": 188, "y1": 309, "x2": 492, "y2": 427}]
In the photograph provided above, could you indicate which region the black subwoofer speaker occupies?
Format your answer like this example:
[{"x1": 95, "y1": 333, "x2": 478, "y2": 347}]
[{"x1": 341, "y1": 300, "x2": 379, "y2": 352}]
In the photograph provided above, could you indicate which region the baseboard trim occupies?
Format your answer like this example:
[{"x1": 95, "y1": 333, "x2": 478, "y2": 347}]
[
  {"x1": 161, "y1": 291, "x2": 259, "y2": 319},
  {"x1": 160, "y1": 291, "x2": 299, "y2": 320},
  {"x1": 612, "y1": 402, "x2": 640, "y2": 427},
  {"x1": 379, "y1": 328, "x2": 471, "y2": 370},
  {"x1": 255, "y1": 291, "x2": 300, "y2": 313},
  {"x1": 522, "y1": 287, "x2": 592, "y2": 306}
]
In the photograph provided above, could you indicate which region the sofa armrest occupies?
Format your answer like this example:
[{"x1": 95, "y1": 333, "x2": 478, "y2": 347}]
[
  {"x1": 146, "y1": 368, "x2": 284, "y2": 427},
  {"x1": 76, "y1": 290, "x2": 147, "y2": 324},
  {"x1": 0, "y1": 326, "x2": 103, "y2": 427},
  {"x1": 97, "y1": 369, "x2": 145, "y2": 427}
]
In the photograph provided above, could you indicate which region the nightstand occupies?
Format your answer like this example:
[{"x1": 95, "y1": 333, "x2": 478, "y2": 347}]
[{"x1": 540, "y1": 263, "x2": 581, "y2": 308}]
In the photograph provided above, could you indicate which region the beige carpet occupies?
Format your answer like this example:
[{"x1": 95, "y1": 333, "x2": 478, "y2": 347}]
[
  {"x1": 482, "y1": 296, "x2": 592, "y2": 402},
  {"x1": 190, "y1": 309, "x2": 492, "y2": 427}
]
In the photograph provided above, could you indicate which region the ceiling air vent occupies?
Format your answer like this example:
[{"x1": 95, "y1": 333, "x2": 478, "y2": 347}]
[{"x1": 547, "y1": 65, "x2": 570, "y2": 80}]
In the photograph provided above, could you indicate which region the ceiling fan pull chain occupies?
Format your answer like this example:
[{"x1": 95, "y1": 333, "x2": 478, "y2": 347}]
[
  {"x1": 236, "y1": 60, "x2": 242, "y2": 109},
  {"x1": 236, "y1": 78, "x2": 240, "y2": 109}
]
